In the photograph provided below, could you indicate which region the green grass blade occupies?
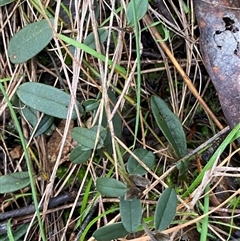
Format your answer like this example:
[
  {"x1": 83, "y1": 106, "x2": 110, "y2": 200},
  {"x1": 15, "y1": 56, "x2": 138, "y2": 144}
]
[
  {"x1": 7, "y1": 219, "x2": 14, "y2": 241},
  {"x1": 57, "y1": 33, "x2": 127, "y2": 78},
  {"x1": 131, "y1": 0, "x2": 142, "y2": 148},
  {"x1": 182, "y1": 123, "x2": 240, "y2": 198},
  {"x1": 81, "y1": 207, "x2": 119, "y2": 241},
  {"x1": 200, "y1": 184, "x2": 210, "y2": 241}
]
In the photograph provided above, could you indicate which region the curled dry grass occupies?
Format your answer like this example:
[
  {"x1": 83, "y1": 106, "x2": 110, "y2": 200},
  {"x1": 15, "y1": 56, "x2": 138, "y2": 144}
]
[{"x1": 0, "y1": 0, "x2": 240, "y2": 240}]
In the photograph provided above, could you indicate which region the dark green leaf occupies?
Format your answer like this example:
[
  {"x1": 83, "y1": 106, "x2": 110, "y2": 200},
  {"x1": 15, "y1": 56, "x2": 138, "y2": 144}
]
[
  {"x1": 16, "y1": 99, "x2": 55, "y2": 137},
  {"x1": 11, "y1": 223, "x2": 29, "y2": 240},
  {"x1": 85, "y1": 0, "x2": 100, "y2": 22},
  {"x1": 15, "y1": 98, "x2": 55, "y2": 137},
  {"x1": 176, "y1": 159, "x2": 189, "y2": 181},
  {"x1": 13, "y1": 96, "x2": 38, "y2": 127},
  {"x1": 127, "y1": 148, "x2": 155, "y2": 175},
  {"x1": 0, "y1": 172, "x2": 29, "y2": 194},
  {"x1": 154, "y1": 187, "x2": 177, "y2": 231},
  {"x1": 8, "y1": 19, "x2": 54, "y2": 64},
  {"x1": 33, "y1": 115, "x2": 55, "y2": 137},
  {"x1": 93, "y1": 222, "x2": 129, "y2": 241},
  {"x1": 83, "y1": 28, "x2": 108, "y2": 50},
  {"x1": 126, "y1": 0, "x2": 148, "y2": 26},
  {"x1": 17, "y1": 82, "x2": 83, "y2": 119},
  {"x1": 96, "y1": 177, "x2": 127, "y2": 197},
  {"x1": 83, "y1": 99, "x2": 100, "y2": 112},
  {"x1": 0, "y1": 0, "x2": 15, "y2": 7},
  {"x1": 97, "y1": 89, "x2": 122, "y2": 155},
  {"x1": 14, "y1": 97, "x2": 54, "y2": 137},
  {"x1": 91, "y1": 125, "x2": 107, "y2": 143},
  {"x1": 69, "y1": 146, "x2": 92, "y2": 164},
  {"x1": 71, "y1": 126, "x2": 106, "y2": 150},
  {"x1": 120, "y1": 196, "x2": 142, "y2": 232},
  {"x1": 20, "y1": 104, "x2": 38, "y2": 127},
  {"x1": 151, "y1": 95, "x2": 187, "y2": 158}
]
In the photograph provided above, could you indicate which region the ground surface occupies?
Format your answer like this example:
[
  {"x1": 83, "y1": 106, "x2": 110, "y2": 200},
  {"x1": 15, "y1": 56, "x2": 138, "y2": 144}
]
[{"x1": 0, "y1": 1, "x2": 240, "y2": 241}]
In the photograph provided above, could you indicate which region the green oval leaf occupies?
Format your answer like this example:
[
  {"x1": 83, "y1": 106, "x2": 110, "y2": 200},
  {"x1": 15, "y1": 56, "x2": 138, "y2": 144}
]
[
  {"x1": 127, "y1": 148, "x2": 155, "y2": 175},
  {"x1": 93, "y1": 222, "x2": 129, "y2": 241},
  {"x1": 120, "y1": 196, "x2": 142, "y2": 232},
  {"x1": 0, "y1": 0, "x2": 15, "y2": 7},
  {"x1": 16, "y1": 82, "x2": 83, "y2": 119},
  {"x1": 71, "y1": 126, "x2": 106, "y2": 150},
  {"x1": 8, "y1": 19, "x2": 54, "y2": 64},
  {"x1": 69, "y1": 146, "x2": 92, "y2": 164},
  {"x1": 126, "y1": 0, "x2": 148, "y2": 27},
  {"x1": 96, "y1": 177, "x2": 127, "y2": 197},
  {"x1": 154, "y1": 187, "x2": 177, "y2": 231},
  {"x1": 151, "y1": 95, "x2": 187, "y2": 158},
  {"x1": 83, "y1": 28, "x2": 108, "y2": 50},
  {"x1": 0, "y1": 172, "x2": 30, "y2": 194}
]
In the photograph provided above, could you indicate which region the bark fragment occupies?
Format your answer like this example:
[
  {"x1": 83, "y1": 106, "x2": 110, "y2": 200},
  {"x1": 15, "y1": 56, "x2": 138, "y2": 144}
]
[{"x1": 194, "y1": 0, "x2": 240, "y2": 133}]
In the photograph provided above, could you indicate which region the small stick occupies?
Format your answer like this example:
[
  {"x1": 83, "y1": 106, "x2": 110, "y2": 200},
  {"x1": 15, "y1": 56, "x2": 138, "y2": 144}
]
[
  {"x1": 143, "y1": 14, "x2": 224, "y2": 130},
  {"x1": 0, "y1": 192, "x2": 77, "y2": 222}
]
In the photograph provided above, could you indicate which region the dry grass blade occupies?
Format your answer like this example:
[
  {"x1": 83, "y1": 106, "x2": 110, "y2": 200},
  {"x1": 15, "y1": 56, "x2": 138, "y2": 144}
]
[{"x1": 1, "y1": 0, "x2": 240, "y2": 240}]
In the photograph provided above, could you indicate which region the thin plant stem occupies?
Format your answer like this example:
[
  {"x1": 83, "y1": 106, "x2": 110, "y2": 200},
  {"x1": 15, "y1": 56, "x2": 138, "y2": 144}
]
[{"x1": 0, "y1": 82, "x2": 46, "y2": 241}]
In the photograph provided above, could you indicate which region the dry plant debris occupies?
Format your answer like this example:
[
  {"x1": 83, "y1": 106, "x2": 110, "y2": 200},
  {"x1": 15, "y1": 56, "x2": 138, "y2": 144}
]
[
  {"x1": 0, "y1": 0, "x2": 240, "y2": 241},
  {"x1": 47, "y1": 119, "x2": 74, "y2": 168}
]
